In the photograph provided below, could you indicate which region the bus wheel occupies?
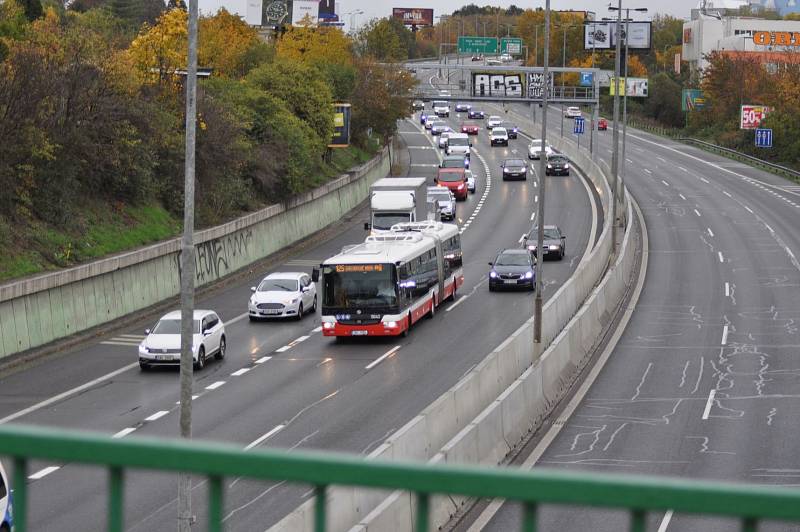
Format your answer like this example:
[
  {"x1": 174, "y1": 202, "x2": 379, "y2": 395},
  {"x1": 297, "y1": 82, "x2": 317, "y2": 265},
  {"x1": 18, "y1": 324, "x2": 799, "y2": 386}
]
[
  {"x1": 427, "y1": 295, "x2": 436, "y2": 319},
  {"x1": 402, "y1": 313, "x2": 411, "y2": 337},
  {"x1": 451, "y1": 277, "x2": 457, "y2": 301}
]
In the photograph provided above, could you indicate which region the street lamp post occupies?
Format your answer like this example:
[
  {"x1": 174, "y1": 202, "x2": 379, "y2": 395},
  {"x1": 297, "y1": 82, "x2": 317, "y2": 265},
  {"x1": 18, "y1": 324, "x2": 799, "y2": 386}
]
[{"x1": 533, "y1": 0, "x2": 550, "y2": 351}]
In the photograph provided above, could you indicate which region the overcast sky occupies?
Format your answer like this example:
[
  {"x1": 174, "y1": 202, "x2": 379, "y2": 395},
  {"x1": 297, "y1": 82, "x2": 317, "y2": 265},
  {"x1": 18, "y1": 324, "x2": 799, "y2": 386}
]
[{"x1": 197, "y1": 1, "x2": 700, "y2": 30}]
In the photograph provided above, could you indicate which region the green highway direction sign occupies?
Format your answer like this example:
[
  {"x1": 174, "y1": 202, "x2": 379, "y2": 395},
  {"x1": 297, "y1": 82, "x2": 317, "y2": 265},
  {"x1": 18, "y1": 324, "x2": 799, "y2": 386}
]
[
  {"x1": 458, "y1": 36, "x2": 498, "y2": 54},
  {"x1": 501, "y1": 37, "x2": 523, "y2": 55}
]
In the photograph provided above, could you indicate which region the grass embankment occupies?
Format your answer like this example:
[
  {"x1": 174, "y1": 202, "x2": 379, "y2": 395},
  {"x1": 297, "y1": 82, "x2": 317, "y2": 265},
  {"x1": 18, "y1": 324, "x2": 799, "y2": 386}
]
[{"x1": 0, "y1": 143, "x2": 380, "y2": 284}]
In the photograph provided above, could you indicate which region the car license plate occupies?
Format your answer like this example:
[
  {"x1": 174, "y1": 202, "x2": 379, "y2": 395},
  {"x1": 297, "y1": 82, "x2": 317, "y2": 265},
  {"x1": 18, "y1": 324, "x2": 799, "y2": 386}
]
[
  {"x1": 156, "y1": 355, "x2": 172, "y2": 361},
  {"x1": 351, "y1": 330, "x2": 369, "y2": 336},
  {"x1": 261, "y1": 309, "x2": 280, "y2": 315},
  {"x1": 503, "y1": 279, "x2": 515, "y2": 284}
]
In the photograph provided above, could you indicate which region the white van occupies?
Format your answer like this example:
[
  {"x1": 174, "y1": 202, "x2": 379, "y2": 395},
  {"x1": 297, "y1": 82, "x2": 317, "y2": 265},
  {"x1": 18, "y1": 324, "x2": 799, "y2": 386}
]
[
  {"x1": 1, "y1": 461, "x2": 12, "y2": 531},
  {"x1": 446, "y1": 133, "x2": 471, "y2": 157},
  {"x1": 432, "y1": 100, "x2": 450, "y2": 117}
]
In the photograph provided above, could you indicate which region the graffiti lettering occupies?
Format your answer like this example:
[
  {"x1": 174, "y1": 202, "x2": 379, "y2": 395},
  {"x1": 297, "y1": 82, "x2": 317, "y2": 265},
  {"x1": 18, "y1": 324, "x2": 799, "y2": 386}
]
[{"x1": 174, "y1": 229, "x2": 254, "y2": 284}]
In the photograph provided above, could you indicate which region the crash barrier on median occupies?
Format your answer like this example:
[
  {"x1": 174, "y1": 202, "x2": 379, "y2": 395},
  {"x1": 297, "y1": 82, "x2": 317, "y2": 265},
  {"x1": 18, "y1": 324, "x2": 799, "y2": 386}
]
[
  {"x1": 270, "y1": 119, "x2": 639, "y2": 532},
  {"x1": 0, "y1": 149, "x2": 390, "y2": 360}
]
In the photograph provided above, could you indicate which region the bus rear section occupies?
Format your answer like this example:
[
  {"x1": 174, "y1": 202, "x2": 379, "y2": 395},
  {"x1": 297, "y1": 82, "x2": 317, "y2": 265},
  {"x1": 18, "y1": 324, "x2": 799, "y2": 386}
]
[{"x1": 317, "y1": 222, "x2": 464, "y2": 337}]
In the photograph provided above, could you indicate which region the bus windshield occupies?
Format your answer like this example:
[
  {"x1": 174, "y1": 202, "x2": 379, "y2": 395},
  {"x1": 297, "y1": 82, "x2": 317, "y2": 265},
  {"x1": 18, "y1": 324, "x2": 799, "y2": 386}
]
[
  {"x1": 373, "y1": 212, "x2": 412, "y2": 231},
  {"x1": 322, "y1": 264, "x2": 398, "y2": 309}
]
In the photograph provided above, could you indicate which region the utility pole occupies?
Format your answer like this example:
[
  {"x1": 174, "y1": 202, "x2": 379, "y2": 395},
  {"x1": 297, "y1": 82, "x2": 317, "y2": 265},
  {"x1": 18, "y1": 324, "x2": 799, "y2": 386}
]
[
  {"x1": 178, "y1": 0, "x2": 198, "y2": 529},
  {"x1": 609, "y1": 0, "x2": 623, "y2": 255},
  {"x1": 533, "y1": 0, "x2": 550, "y2": 351},
  {"x1": 534, "y1": 25, "x2": 538, "y2": 66}
]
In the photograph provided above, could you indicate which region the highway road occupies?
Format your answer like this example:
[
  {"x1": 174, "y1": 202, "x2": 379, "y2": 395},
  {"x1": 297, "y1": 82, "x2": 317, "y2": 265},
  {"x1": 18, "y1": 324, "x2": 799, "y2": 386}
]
[
  {"x1": 0, "y1": 84, "x2": 600, "y2": 529},
  {"x1": 463, "y1": 100, "x2": 800, "y2": 531}
]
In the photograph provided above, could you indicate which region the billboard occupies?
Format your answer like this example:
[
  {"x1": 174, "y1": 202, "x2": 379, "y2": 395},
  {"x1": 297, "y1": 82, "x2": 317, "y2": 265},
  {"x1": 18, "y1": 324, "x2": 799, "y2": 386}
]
[
  {"x1": 584, "y1": 22, "x2": 612, "y2": 50},
  {"x1": 612, "y1": 22, "x2": 651, "y2": 50},
  {"x1": 609, "y1": 77, "x2": 648, "y2": 97},
  {"x1": 244, "y1": 0, "x2": 263, "y2": 25},
  {"x1": 292, "y1": 0, "x2": 319, "y2": 25},
  {"x1": 682, "y1": 89, "x2": 705, "y2": 111},
  {"x1": 263, "y1": 0, "x2": 290, "y2": 27},
  {"x1": 392, "y1": 8, "x2": 434, "y2": 27},
  {"x1": 740, "y1": 105, "x2": 771, "y2": 130},
  {"x1": 330, "y1": 103, "x2": 351, "y2": 147},
  {"x1": 472, "y1": 72, "x2": 524, "y2": 98}
]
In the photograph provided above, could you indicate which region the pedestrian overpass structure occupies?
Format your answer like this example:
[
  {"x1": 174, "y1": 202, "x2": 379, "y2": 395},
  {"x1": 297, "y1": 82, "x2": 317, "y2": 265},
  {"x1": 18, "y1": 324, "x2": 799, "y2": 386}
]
[{"x1": 403, "y1": 63, "x2": 600, "y2": 105}]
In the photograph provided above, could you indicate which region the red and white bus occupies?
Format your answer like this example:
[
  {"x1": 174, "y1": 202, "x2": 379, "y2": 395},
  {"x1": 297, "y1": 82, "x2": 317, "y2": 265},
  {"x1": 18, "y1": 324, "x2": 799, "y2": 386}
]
[{"x1": 314, "y1": 222, "x2": 464, "y2": 337}]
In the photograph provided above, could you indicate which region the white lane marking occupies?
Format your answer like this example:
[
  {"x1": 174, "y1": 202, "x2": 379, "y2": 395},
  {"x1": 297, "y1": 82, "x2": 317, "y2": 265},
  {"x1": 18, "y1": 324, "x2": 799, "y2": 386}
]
[
  {"x1": 231, "y1": 368, "x2": 251, "y2": 377},
  {"x1": 365, "y1": 345, "x2": 402, "y2": 371},
  {"x1": 678, "y1": 166, "x2": 687, "y2": 172},
  {"x1": 745, "y1": 206, "x2": 754, "y2": 213},
  {"x1": 702, "y1": 389, "x2": 716, "y2": 420},
  {"x1": 410, "y1": 163, "x2": 440, "y2": 168},
  {"x1": 119, "y1": 334, "x2": 145, "y2": 339},
  {"x1": 626, "y1": 158, "x2": 633, "y2": 164},
  {"x1": 29, "y1": 466, "x2": 61, "y2": 480},
  {"x1": 707, "y1": 228, "x2": 714, "y2": 237},
  {"x1": 723, "y1": 190, "x2": 732, "y2": 198},
  {"x1": 679, "y1": 193, "x2": 686, "y2": 200},
  {"x1": 658, "y1": 510, "x2": 674, "y2": 532},
  {"x1": 206, "y1": 381, "x2": 225, "y2": 390},
  {"x1": 699, "y1": 177, "x2": 709, "y2": 183},
  {"x1": 276, "y1": 345, "x2": 291, "y2": 353},
  {"x1": 662, "y1": 180, "x2": 670, "y2": 187},
  {"x1": 644, "y1": 168, "x2": 652, "y2": 174},
  {"x1": 0, "y1": 362, "x2": 139, "y2": 425},
  {"x1": 530, "y1": 212, "x2": 536, "y2": 221},
  {"x1": 718, "y1": 252, "x2": 724, "y2": 263},
  {"x1": 725, "y1": 282, "x2": 730, "y2": 297},
  {"x1": 534, "y1": 195, "x2": 539, "y2": 202},
  {"x1": 226, "y1": 312, "x2": 250, "y2": 326},
  {"x1": 294, "y1": 335, "x2": 310, "y2": 343},
  {"x1": 312, "y1": 326, "x2": 322, "y2": 333},
  {"x1": 100, "y1": 340, "x2": 142, "y2": 346},
  {"x1": 254, "y1": 356, "x2": 271, "y2": 364},
  {"x1": 721, "y1": 325, "x2": 729, "y2": 345},
  {"x1": 657, "y1": 156, "x2": 666, "y2": 162},
  {"x1": 174, "y1": 395, "x2": 199, "y2": 405},
  {"x1": 145, "y1": 410, "x2": 169, "y2": 422},
  {"x1": 765, "y1": 223, "x2": 774, "y2": 233},
  {"x1": 694, "y1": 209, "x2": 701, "y2": 217},
  {"x1": 113, "y1": 427, "x2": 137, "y2": 439},
  {"x1": 244, "y1": 425, "x2": 286, "y2": 451}
]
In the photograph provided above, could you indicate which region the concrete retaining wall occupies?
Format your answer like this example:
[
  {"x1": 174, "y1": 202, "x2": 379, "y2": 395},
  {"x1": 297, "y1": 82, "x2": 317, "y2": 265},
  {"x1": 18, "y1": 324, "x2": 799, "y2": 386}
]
[
  {"x1": 0, "y1": 149, "x2": 390, "y2": 360},
  {"x1": 269, "y1": 126, "x2": 638, "y2": 532}
]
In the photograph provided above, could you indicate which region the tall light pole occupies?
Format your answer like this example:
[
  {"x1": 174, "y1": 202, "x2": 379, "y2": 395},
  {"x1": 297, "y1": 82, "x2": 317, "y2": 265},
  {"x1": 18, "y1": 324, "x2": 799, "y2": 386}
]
[
  {"x1": 177, "y1": 0, "x2": 199, "y2": 529},
  {"x1": 608, "y1": 1, "x2": 623, "y2": 254},
  {"x1": 610, "y1": 5, "x2": 648, "y2": 240},
  {"x1": 533, "y1": 0, "x2": 550, "y2": 351}
]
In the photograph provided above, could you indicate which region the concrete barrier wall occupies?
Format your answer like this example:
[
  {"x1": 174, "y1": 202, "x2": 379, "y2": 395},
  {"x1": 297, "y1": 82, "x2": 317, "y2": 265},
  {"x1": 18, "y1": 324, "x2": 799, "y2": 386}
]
[
  {"x1": 270, "y1": 126, "x2": 636, "y2": 532},
  {"x1": 0, "y1": 149, "x2": 390, "y2": 360}
]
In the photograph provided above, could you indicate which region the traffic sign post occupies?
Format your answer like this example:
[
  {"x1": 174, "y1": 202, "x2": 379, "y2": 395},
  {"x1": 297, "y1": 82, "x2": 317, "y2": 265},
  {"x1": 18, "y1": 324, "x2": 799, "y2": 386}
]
[
  {"x1": 755, "y1": 128, "x2": 773, "y2": 148},
  {"x1": 500, "y1": 37, "x2": 523, "y2": 55},
  {"x1": 574, "y1": 116, "x2": 585, "y2": 149},
  {"x1": 458, "y1": 36, "x2": 498, "y2": 54}
]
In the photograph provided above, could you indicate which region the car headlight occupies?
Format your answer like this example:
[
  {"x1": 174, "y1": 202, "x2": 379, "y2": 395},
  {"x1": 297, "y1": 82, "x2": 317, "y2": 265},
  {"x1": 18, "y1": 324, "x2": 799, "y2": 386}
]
[
  {"x1": 564, "y1": 163, "x2": 570, "y2": 169},
  {"x1": 549, "y1": 245, "x2": 560, "y2": 250},
  {"x1": 503, "y1": 168, "x2": 509, "y2": 172},
  {"x1": 490, "y1": 271, "x2": 498, "y2": 278},
  {"x1": 547, "y1": 164, "x2": 553, "y2": 169},
  {"x1": 524, "y1": 271, "x2": 534, "y2": 279},
  {"x1": 139, "y1": 344, "x2": 149, "y2": 353}
]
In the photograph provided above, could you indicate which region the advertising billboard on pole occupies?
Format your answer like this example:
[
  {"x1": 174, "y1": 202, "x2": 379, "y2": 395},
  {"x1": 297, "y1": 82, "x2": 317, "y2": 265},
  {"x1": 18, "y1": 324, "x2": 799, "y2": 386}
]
[
  {"x1": 292, "y1": 0, "x2": 320, "y2": 25},
  {"x1": 392, "y1": 8, "x2": 434, "y2": 27},
  {"x1": 609, "y1": 77, "x2": 648, "y2": 97},
  {"x1": 740, "y1": 105, "x2": 771, "y2": 129},
  {"x1": 584, "y1": 22, "x2": 612, "y2": 50},
  {"x1": 329, "y1": 103, "x2": 351, "y2": 147}
]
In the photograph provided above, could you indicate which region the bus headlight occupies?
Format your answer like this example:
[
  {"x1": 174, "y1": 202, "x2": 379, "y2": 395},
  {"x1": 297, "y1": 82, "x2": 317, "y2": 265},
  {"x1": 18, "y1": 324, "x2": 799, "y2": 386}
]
[
  {"x1": 323, "y1": 322, "x2": 335, "y2": 329},
  {"x1": 385, "y1": 321, "x2": 398, "y2": 328}
]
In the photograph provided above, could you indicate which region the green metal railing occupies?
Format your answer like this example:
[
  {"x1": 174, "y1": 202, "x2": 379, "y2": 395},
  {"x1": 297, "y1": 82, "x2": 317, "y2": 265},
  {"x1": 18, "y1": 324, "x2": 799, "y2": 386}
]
[{"x1": 3, "y1": 423, "x2": 800, "y2": 531}]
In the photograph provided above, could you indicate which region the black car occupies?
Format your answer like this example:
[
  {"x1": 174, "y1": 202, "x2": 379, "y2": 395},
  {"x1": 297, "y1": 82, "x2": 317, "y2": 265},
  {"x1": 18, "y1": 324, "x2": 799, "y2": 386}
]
[
  {"x1": 455, "y1": 103, "x2": 471, "y2": 112},
  {"x1": 489, "y1": 249, "x2": 535, "y2": 291},
  {"x1": 524, "y1": 224, "x2": 566, "y2": 260},
  {"x1": 501, "y1": 158, "x2": 528, "y2": 181},
  {"x1": 412, "y1": 100, "x2": 425, "y2": 111},
  {"x1": 545, "y1": 154, "x2": 570, "y2": 176},
  {"x1": 467, "y1": 109, "x2": 486, "y2": 119},
  {"x1": 501, "y1": 122, "x2": 519, "y2": 139}
]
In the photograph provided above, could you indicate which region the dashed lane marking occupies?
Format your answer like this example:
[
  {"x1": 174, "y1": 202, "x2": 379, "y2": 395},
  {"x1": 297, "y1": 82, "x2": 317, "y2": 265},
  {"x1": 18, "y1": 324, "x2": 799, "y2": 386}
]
[
  {"x1": 231, "y1": 368, "x2": 251, "y2": 377},
  {"x1": 29, "y1": 466, "x2": 60, "y2": 480},
  {"x1": 694, "y1": 209, "x2": 702, "y2": 217},
  {"x1": 144, "y1": 410, "x2": 169, "y2": 422},
  {"x1": 112, "y1": 427, "x2": 137, "y2": 439},
  {"x1": 365, "y1": 345, "x2": 402, "y2": 371},
  {"x1": 718, "y1": 252, "x2": 724, "y2": 263},
  {"x1": 205, "y1": 381, "x2": 225, "y2": 390},
  {"x1": 702, "y1": 389, "x2": 716, "y2": 420},
  {"x1": 254, "y1": 356, "x2": 272, "y2": 364},
  {"x1": 244, "y1": 425, "x2": 285, "y2": 451}
]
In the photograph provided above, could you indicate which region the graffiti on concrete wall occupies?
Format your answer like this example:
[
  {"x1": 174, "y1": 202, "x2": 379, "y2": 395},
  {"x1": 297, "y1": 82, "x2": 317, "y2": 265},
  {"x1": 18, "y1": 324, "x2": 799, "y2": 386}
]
[{"x1": 175, "y1": 229, "x2": 254, "y2": 283}]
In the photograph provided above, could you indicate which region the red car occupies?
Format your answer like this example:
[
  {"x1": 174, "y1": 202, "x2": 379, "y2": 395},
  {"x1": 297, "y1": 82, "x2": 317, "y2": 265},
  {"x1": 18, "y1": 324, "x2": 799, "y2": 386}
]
[
  {"x1": 461, "y1": 122, "x2": 479, "y2": 135},
  {"x1": 435, "y1": 168, "x2": 468, "y2": 200},
  {"x1": 597, "y1": 118, "x2": 608, "y2": 131}
]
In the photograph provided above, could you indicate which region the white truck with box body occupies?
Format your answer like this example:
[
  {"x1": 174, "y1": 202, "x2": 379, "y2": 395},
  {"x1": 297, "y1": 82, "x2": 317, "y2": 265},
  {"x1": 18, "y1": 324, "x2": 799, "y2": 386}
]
[{"x1": 365, "y1": 178, "x2": 430, "y2": 233}]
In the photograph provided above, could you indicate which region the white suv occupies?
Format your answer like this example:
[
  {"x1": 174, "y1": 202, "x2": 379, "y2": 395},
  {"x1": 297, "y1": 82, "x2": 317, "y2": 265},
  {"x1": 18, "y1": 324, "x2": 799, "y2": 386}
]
[
  {"x1": 433, "y1": 100, "x2": 450, "y2": 117},
  {"x1": 446, "y1": 133, "x2": 471, "y2": 156},
  {"x1": 487, "y1": 115, "x2": 503, "y2": 129},
  {"x1": 565, "y1": 106, "x2": 582, "y2": 118},
  {"x1": 138, "y1": 310, "x2": 226, "y2": 371},
  {"x1": 528, "y1": 139, "x2": 554, "y2": 160},
  {"x1": 490, "y1": 127, "x2": 509, "y2": 146}
]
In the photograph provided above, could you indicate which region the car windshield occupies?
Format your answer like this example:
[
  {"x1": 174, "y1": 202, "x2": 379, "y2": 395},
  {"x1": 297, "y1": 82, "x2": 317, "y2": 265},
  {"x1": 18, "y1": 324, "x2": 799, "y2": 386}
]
[
  {"x1": 429, "y1": 191, "x2": 451, "y2": 202},
  {"x1": 505, "y1": 159, "x2": 525, "y2": 167},
  {"x1": 441, "y1": 159, "x2": 465, "y2": 168},
  {"x1": 258, "y1": 279, "x2": 298, "y2": 292},
  {"x1": 432, "y1": 122, "x2": 445, "y2": 128},
  {"x1": 496, "y1": 253, "x2": 531, "y2": 266},
  {"x1": 433, "y1": 101, "x2": 447, "y2": 107},
  {"x1": 531, "y1": 227, "x2": 561, "y2": 239},
  {"x1": 152, "y1": 319, "x2": 200, "y2": 335},
  {"x1": 373, "y1": 212, "x2": 412, "y2": 231},
  {"x1": 322, "y1": 264, "x2": 397, "y2": 308},
  {"x1": 438, "y1": 172, "x2": 464, "y2": 183},
  {"x1": 449, "y1": 137, "x2": 469, "y2": 147},
  {"x1": 550, "y1": 157, "x2": 567, "y2": 164},
  {"x1": 502, "y1": 123, "x2": 517, "y2": 129},
  {"x1": 489, "y1": 116, "x2": 501, "y2": 121},
  {"x1": 493, "y1": 128, "x2": 507, "y2": 135}
]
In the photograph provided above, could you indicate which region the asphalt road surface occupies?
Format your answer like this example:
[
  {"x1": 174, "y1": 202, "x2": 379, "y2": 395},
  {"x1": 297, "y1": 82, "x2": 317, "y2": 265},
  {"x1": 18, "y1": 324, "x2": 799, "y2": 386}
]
[{"x1": 0, "y1": 87, "x2": 600, "y2": 530}]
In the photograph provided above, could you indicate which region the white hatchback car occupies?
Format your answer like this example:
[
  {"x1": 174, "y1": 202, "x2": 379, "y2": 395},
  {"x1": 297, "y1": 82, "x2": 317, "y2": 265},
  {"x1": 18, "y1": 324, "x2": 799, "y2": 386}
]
[
  {"x1": 138, "y1": 310, "x2": 226, "y2": 371},
  {"x1": 528, "y1": 139, "x2": 554, "y2": 160},
  {"x1": 486, "y1": 115, "x2": 503, "y2": 129},
  {"x1": 249, "y1": 272, "x2": 317, "y2": 321},
  {"x1": 565, "y1": 106, "x2": 582, "y2": 118},
  {"x1": 465, "y1": 169, "x2": 476, "y2": 193}
]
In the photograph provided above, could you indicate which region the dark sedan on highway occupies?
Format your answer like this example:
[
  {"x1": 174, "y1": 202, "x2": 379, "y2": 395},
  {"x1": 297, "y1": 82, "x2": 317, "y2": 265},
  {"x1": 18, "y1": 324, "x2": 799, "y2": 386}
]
[
  {"x1": 467, "y1": 109, "x2": 486, "y2": 119},
  {"x1": 455, "y1": 103, "x2": 471, "y2": 112},
  {"x1": 545, "y1": 154, "x2": 570, "y2": 176},
  {"x1": 501, "y1": 158, "x2": 528, "y2": 180},
  {"x1": 489, "y1": 249, "x2": 535, "y2": 291},
  {"x1": 524, "y1": 224, "x2": 566, "y2": 260},
  {"x1": 501, "y1": 122, "x2": 519, "y2": 139}
]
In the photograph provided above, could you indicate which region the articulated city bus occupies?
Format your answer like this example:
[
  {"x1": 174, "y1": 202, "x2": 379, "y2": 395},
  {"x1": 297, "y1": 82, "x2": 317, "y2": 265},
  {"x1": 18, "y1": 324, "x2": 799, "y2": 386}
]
[{"x1": 314, "y1": 222, "x2": 464, "y2": 337}]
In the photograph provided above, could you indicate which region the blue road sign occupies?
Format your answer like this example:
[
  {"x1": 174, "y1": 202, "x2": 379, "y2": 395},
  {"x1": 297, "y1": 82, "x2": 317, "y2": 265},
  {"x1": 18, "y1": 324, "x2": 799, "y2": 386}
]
[
  {"x1": 580, "y1": 72, "x2": 594, "y2": 87},
  {"x1": 574, "y1": 116, "x2": 585, "y2": 135},
  {"x1": 755, "y1": 128, "x2": 772, "y2": 148}
]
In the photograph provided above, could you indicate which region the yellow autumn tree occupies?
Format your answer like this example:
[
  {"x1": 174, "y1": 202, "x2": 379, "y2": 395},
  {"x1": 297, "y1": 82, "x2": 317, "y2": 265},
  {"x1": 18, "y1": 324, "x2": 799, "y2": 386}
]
[
  {"x1": 127, "y1": 7, "x2": 187, "y2": 83},
  {"x1": 276, "y1": 25, "x2": 354, "y2": 67},
  {"x1": 198, "y1": 9, "x2": 262, "y2": 78}
]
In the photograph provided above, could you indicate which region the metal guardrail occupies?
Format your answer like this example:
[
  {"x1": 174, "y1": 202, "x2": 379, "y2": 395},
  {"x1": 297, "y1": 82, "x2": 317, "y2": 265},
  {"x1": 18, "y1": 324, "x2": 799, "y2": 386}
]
[
  {"x1": 627, "y1": 120, "x2": 800, "y2": 182},
  {"x1": 4, "y1": 424, "x2": 800, "y2": 531}
]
